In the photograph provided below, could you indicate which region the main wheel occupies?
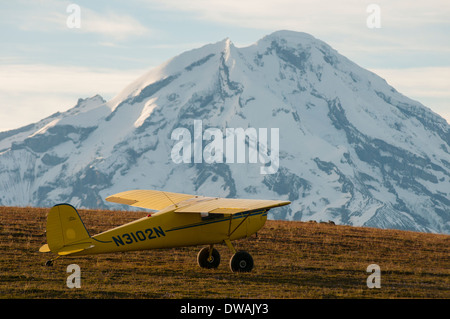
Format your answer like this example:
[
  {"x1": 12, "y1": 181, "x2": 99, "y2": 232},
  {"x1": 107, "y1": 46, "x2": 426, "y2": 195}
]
[
  {"x1": 197, "y1": 247, "x2": 221, "y2": 269},
  {"x1": 230, "y1": 251, "x2": 254, "y2": 272}
]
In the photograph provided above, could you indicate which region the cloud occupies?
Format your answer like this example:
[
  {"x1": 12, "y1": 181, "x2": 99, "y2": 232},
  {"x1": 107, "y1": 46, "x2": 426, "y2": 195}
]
[
  {"x1": 0, "y1": 64, "x2": 144, "y2": 132},
  {"x1": 370, "y1": 67, "x2": 450, "y2": 123},
  {"x1": 79, "y1": 8, "x2": 151, "y2": 40},
  {"x1": 5, "y1": 0, "x2": 152, "y2": 41},
  {"x1": 371, "y1": 67, "x2": 450, "y2": 98},
  {"x1": 146, "y1": 0, "x2": 360, "y2": 31},
  {"x1": 146, "y1": 0, "x2": 450, "y2": 31}
]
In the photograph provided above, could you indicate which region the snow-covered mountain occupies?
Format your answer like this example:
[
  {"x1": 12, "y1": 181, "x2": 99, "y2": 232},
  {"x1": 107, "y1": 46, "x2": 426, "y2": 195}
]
[{"x1": 1, "y1": 30, "x2": 449, "y2": 234}]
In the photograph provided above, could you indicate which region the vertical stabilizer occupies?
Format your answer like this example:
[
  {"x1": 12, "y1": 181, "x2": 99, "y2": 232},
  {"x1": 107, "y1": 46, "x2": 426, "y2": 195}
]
[{"x1": 41, "y1": 204, "x2": 93, "y2": 255}]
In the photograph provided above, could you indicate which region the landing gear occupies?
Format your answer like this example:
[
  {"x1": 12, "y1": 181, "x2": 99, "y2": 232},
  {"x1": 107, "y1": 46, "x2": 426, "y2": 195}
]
[
  {"x1": 230, "y1": 251, "x2": 254, "y2": 272},
  {"x1": 197, "y1": 240, "x2": 255, "y2": 272},
  {"x1": 224, "y1": 239, "x2": 253, "y2": 272},
  {"x1": 197, "y1": 245, "x2": 221, "y2": 269},
  {"x1": 45, "y1": 255, "x2": 60, "y2": 267}
]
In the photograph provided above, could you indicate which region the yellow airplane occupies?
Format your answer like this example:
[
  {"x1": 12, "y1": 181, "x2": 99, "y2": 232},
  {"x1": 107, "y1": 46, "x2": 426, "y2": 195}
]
[{"x1": 39, "y1": 189, "x2": 290, "y2": 272}]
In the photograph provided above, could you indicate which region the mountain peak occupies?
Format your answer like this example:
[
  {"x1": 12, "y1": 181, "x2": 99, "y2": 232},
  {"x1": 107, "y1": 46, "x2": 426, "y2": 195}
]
[
  {"x1": 256, "y1": 30, "x2": 329, "y2": 51},
  {"x1": 263, "y1": 30, "x2": 318, "y2": 42},
  {"x1": 1, "y1": 31, "x2": 449, "y2": 234}
]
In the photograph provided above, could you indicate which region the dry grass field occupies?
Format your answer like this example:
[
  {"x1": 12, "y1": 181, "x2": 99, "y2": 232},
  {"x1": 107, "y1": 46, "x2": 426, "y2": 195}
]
[{"x1": 0, "y1": 206, "x2": 449, "y2": 299}]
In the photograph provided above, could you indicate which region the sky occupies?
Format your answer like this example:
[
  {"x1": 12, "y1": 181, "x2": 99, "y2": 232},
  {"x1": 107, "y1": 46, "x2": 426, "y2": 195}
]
[{"x1": 0, "y1": 0, "x2": 449, "y2": 132}]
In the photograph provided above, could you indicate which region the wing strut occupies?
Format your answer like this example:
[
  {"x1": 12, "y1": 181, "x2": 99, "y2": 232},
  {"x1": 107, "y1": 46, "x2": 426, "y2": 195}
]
[
  {"x1": 227, "y1": 210, "x2": 253, "y2": 238},
  {"x1": 162, "y1": 191, "x2": 179, "y2": 208}
]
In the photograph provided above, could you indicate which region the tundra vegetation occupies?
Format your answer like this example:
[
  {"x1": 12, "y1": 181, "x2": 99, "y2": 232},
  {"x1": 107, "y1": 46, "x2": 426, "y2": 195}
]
[{"x1": 0, "y1": 206, "x2": 448, "y2": 298}]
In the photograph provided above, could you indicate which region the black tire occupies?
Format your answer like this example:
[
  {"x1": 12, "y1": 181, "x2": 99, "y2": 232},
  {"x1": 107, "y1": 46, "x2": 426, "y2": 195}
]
[
  {"x1": 197, "y1": 247, "x2": 221, "y2": 269},
  {"x1": 230, "y1": 251, "x2": 254, "y2": 272}
]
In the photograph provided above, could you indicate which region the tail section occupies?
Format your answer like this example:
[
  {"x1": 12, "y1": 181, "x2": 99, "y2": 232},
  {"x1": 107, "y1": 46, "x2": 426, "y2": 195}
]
[{"x1": 39, "y1": 204, "x2": 94, "y2": 255}]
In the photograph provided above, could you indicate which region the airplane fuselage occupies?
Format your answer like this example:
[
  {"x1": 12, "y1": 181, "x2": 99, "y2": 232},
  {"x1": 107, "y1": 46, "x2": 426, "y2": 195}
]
[{"x1": 75, "y1": 208, "x2": 268, "y2": 256}]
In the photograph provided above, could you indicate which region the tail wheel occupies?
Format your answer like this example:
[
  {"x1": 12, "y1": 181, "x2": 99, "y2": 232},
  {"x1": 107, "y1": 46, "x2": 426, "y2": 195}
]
[
  {"x1": 230, "y1": 251, "x2": 254, "y2": 272},
  {"x1": 197, "y1": 247, "x2": 221, "y2": 269}
]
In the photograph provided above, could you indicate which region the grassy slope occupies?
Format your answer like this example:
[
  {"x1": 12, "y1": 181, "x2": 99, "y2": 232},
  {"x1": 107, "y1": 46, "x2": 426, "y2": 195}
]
[{"x1": 0, "y1": 206, "x2": 449, "y2": 299}]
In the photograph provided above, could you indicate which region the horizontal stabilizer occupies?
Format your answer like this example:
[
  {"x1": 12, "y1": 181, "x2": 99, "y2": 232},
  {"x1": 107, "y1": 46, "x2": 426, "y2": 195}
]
[
  {"x1": 40, "y1": 237, "x2": 94, "y2": 256},
  {"x1": 39, "y1": 244, "x2": 50, "y2": 253},
  {"x1": 56, "y1": 242, "x2": 95, "y2": 256}
]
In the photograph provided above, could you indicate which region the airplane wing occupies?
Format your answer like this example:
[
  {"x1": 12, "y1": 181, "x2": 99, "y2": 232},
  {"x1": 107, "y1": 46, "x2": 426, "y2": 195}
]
[
  {"x1": 174, "y1": 198, "x2": 291, "y2": 214},
  {"x1": 105, "y1": 189, "x2": 290, "y2": 214},
  {"x1": 105, "y1": 189, "x2": 198, "y2": 210}
]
